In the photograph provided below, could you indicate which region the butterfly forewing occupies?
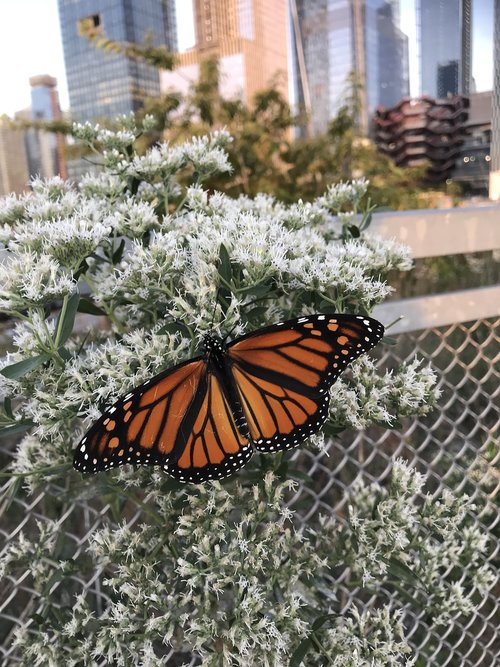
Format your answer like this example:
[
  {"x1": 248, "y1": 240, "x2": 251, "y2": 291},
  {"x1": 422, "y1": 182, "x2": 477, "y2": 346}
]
[
  {"x1": 227, "y1": 314, "x2": 384, "y2": 453},
  {"x1": 74, "y1": 358, "x2": 206, "y2": 473}
]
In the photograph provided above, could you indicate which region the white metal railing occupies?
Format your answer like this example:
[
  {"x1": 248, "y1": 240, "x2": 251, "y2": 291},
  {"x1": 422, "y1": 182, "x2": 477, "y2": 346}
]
[
  {"x1": 370, "y1": 204, "x2": 500, "y2": 259},
  {"x1": 372, "y1": 205, "x2": 500, "y2": 333}
]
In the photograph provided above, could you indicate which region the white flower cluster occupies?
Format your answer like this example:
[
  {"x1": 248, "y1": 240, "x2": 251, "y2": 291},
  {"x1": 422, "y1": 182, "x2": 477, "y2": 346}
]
[
  {"x1": 342, "y1": 460, "x2": 495, "y2": 623},
  {"x1": 329, "y1": 357, "x2": 440, "y2": 430},
  {"x1": 2, "y1": 463, "x2": 493, "y2": 665},
  {"x1": 0, "y1": 252, "x2": 75, "y2": 311},
  {"x1": 0, "y1": 518, "x2": 63, "y2": 588},
  {"x1": 319, "y1": 607, "x2": 414, "y2": 667},
  {"x1": 319, "y1": 179, "x2": 369, "y2": 213},
  {"x1": 6, "y1": 476, "x2": 316, "y2": 665},
  {"x1": 0, "y1": 119, "x2": 434, "y2": 504}
]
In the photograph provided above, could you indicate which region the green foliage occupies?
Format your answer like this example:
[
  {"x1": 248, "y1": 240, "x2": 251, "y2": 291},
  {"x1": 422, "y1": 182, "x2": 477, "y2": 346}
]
[{"x1": 80, "y1": 19, "x2": 176, "y2": 70}]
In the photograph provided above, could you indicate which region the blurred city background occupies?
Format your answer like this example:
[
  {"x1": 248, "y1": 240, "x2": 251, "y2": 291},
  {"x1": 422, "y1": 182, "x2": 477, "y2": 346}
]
[{"x1": 0, "y1": 0, "x2": 498, "y2": 207}]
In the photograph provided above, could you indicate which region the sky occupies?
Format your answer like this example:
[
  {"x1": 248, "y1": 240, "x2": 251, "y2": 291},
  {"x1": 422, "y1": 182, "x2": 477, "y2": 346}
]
[{"x1": 0, "y1": 0, "x2": 494, "y2": 117}]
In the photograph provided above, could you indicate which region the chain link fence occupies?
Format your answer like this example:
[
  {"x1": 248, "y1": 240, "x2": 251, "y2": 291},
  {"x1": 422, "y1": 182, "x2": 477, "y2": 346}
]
[
  {"x1": 1, "y1": 316, "x2": 498, "y2": 666},
  {"x1": 293, "y1": 316, "x2": 499, "y2": 667}
]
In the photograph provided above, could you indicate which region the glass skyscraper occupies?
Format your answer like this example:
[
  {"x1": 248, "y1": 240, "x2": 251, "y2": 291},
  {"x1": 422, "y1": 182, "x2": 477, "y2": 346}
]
[
  {"x1": 292, "y1": 0, "x2": 408, "y2": 137},
  {"x1": 419, "y1": 0, "x2": 472, "y2": 98},
  {"x1": 24, "y1": 75, "x2": 67, "y2": 180},
  {"x1": 58, "y1": 0, "x2": 177, "y2": 122},
  {"x1": 162, "y1": 1, "x2": 290, "y2": 110},
  {"x1": 376, "y1": 2, "x2": 408, "y2": 109}
]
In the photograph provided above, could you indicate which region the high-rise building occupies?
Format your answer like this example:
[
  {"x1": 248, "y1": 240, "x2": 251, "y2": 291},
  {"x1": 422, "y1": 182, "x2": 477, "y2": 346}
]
[
  {"x1": 489, "y1": 0, "x2": 500, "y2": 200},
  {"x1": 160, "y1": 0, "x2": 289, "y2": 108},
  {"x1": 23, "y1": 75, "x2": 67, "y2": 180},
  {"x1": 437, "y1": 62, "x2": 460, "y2": 99},
  {"x1": 454, "y1": 91, "x2": 492, "y2": 194},
  {"x1": 376, "y1": 2, "x2": 409, "y2": 109},
  {"x1": 291, "y1": 0, "x2": 409, "y2": 137},
  {"x1": 0, "y1": 121, "x2": 30, "y2": 196},
  {"x1": 419, "y1": 0, "x2": 472, "y2": 98},
  {"x1": 58, "y1": 0, "x2": 177, "y2": 122}
]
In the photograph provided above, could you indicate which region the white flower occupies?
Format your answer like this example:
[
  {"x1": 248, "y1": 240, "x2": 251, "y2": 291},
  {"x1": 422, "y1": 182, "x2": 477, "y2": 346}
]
[
  {"x1": 318, "y1": 178, "x2": 369, "y2": 212},
  {"x1": 0, "y1": 252, "x2": 75, "y2": 309}
]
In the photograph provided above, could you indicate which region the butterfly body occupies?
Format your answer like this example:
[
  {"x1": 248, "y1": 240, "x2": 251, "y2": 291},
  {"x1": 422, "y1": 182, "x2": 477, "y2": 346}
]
[{"x1": 74, "y1": 314, "x2": 384, "y2": 483}]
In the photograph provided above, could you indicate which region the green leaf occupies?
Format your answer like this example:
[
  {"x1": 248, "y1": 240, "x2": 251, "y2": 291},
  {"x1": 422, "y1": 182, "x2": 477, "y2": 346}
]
[
  {"x1": 56, "y1": 292, "x2": 80, "y2": 346},
  {"x1": 0, "y1": 353, "x2": 50, "y2": 380},
  {"x1": 217, "y1": 286, "x2": 232, "y2": 314},
  {"x1": 3, "y1": 397, "x2": 13, "y2": 419},
  {"x1": 318, "y1": 300, "x2": 337, "y2": 312},
  {"x1": 74, "y1": 257, "x2": 90, "y2": 279},
  {"x1": 157, "y1": 321, "x2": 190, "y2": 337},
  {"x1": 31, "y1": 613, "x2": 45, "y2": 626},
  {"x1": 289, "y1": 637, "x2": 314, "y2": 667},
  {"x1": 243, "y1": 283, "x2": 272, "y2": 298},
  {"x1": 0, "y1": 462, "x2": 71, "y2": 480},
  {"x1": 218, "y1": 243, "x2": 232, "y2": 283},
  {"x1": 58, "y1": 346, "x2": 72, "y2": 362},
  {"x1": 0, "y1": 421, "x2": 34, "y2": 438},
  {"x1": 0, "y1": 475, "x2": 24, "y2": 513},
  {"x1": 359, "y1": 212, "x2": 373, "y2": 231},
  {"x1": 385, "y1": 557, "x2": 427, "y2": 590},
  {"x1": 382, "y1": 335, "x2": 397, "y2": 346},
  {"x1": 383, "y1": 418, "x2": 403, "y2": 430},
  {"x1": 77, "y1": 297, "x2": 107, "y2": 316},
  {"x1": 347, "y1": 224, "x2": 361, "y2": 238},
  {"x1": 231, "y1": 260, "x2": 245, "y2": 283},
  {"x1": 289, "y1": 612, "x2": 338, "y2": 666},
  {"x1": 244, "y1": 306, "x2": 268, "y2": 321},
  {"x1": 127, "y1": 175, "x2": 141, "y2": 196},
  {"x1": 112, "y1": 239, "x2": 126, "y2": 264},
  {"x1": 42, "y1": 569, "x2": 69, "y2": 596},
  {"x1": 323, "y1": 423, "x2": 346, "y2": 438},
  {"x1": 311, "y1": 613, "x2": 338, "y2": 632}
]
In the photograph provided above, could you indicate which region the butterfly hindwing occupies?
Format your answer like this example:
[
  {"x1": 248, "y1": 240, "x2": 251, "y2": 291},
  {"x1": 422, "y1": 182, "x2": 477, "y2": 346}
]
[
  {"x1": 74, "y1": 358, "x2": 206, "y2": 473},
  {"x1": 162, "y1": 371, "x2": 253, "y2": 483},
  {"x1": 227, "y1": 314, "x2": 384, "y2": 453}
]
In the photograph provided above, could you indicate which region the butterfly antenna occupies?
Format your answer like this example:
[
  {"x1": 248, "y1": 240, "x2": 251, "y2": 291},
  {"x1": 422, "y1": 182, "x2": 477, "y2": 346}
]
[
  {"x1": 222, "y1": 321, "x2": 239, "y2": 344},
  {"x1": 210, "y1": 287, "x2": 222, "y2": 333}
]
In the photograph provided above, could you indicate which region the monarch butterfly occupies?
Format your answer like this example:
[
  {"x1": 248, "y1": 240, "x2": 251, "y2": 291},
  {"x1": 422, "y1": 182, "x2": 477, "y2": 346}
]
[{"x1": 74, "y1": 314, "x2": 384, "y2": 483}]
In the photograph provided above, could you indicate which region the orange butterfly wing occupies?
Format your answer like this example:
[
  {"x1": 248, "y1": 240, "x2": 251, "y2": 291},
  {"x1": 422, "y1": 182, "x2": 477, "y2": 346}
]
[
  {"x1": 74, "y1": 358, "x2": 206, "y2": 473},
  {"x1": 162, "y1": 371, "x2": 252, "y2": 483},
  {"x1": 74, "y1": 358, "x2": 252, "y2": 482},
  {"x1": 227, "y1": 314, "x2": 384, "y2": 453}
]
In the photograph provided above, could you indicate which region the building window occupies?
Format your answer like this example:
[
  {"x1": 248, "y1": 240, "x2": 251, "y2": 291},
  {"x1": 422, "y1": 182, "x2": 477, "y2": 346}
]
[{"x1": 78, "y1": 14, "x2": 102, "y2": 37}]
